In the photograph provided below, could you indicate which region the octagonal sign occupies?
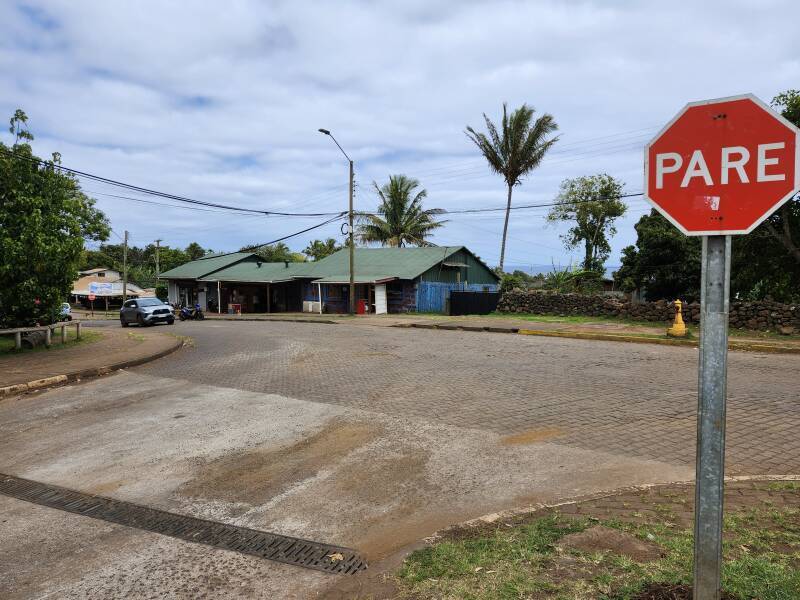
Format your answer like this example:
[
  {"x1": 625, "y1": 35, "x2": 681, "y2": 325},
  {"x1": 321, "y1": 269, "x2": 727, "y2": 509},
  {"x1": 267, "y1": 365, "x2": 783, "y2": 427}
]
[{"x1": 645, "y1": 94, "x2": 800, "y2": 235}]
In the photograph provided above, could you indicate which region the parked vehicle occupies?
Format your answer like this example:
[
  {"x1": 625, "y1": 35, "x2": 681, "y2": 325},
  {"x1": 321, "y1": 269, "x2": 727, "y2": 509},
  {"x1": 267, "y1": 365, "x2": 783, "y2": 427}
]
[
  {"x1": 179, "y1": 303, "x2": 204, "y2": 321},
  {"x1": 60, "y1": 302, "x2": 72, "y2": 321},
  {"x1": 120, "y1": 298, "x2": 174, "y2": 327}
]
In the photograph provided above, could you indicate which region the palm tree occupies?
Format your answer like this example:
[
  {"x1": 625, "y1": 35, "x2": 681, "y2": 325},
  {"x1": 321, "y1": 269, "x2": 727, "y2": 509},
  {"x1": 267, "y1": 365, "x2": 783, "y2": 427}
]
[
  {"x1": 357, "y1": 175, "x2": 445, "y2": 247},
  {"x1": 465, "y1": 103, "x2": 558, "y2": 271}
]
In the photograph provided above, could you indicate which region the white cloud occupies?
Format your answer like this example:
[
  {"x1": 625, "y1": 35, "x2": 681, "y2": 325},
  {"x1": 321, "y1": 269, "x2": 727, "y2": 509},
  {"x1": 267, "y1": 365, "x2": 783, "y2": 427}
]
[{"x1": 2, "y1": 0, "x2": 799, "y2": 268}]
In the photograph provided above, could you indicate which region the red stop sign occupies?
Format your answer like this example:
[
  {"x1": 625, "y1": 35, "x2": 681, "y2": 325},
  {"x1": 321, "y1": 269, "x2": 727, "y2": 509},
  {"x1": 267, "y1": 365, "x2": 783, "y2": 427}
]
[{"x1": 645, "y1": 94, "x2": 800, "y2": 235}]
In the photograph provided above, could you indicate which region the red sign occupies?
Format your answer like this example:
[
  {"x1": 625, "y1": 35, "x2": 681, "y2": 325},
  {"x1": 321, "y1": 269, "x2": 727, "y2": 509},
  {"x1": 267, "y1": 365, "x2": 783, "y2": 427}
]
[
  {"x1": 88, "y1": 293, "x2": 96, "y2": 302},
  {"x1": 645, "y1": 94, "x2": 800, "y2": 235}
]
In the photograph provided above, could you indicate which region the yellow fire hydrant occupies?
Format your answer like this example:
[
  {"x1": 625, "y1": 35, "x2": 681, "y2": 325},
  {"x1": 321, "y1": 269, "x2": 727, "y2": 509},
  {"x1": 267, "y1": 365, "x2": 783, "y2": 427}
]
[{"x1": 667, "y1": 299, "x2": 688, "y2": 337}]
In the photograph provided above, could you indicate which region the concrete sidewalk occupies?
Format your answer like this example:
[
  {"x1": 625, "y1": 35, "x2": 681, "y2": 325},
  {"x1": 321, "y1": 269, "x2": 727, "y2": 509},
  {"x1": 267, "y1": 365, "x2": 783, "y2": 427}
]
[{"x1": 0, "y1": 327, "x2": 183, "y2": 395}]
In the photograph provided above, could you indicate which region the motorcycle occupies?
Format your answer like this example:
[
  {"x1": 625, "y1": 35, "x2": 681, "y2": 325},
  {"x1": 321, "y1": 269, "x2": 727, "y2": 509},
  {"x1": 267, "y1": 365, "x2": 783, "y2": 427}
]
[{"x1": 179, "y1": 303, "x2": 205, "y2": 321}]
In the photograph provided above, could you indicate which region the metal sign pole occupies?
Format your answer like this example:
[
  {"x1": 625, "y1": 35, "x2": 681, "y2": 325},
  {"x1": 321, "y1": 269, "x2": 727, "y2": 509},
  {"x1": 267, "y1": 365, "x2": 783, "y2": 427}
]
[{"x1": 693, "y1": 234, "x2": 731, "y2": 600}]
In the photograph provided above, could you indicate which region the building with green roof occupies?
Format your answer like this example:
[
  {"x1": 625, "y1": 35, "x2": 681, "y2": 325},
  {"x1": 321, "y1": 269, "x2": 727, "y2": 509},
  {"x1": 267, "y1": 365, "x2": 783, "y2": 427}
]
[{"x1": 159, "y1": 246, "x2": 498, "y2": 314}]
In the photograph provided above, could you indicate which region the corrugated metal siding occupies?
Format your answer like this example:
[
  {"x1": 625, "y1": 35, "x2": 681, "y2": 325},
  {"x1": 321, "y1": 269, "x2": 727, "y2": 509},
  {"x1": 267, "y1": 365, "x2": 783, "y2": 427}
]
[
  {"x1": 417, "y1": 249, "x2": 498, "y2": 284},
  {"x1": 416, "y1": 281, "x2": 499, "y2": 313}
]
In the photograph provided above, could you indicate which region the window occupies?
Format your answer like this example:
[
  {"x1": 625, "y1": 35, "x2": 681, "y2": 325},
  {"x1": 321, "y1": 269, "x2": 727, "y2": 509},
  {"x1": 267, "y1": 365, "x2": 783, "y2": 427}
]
[
  {"x1": 138, "y1": 298, "x2": 163, "y2": 307},
  {"x1": 327, "y1": 285, "x2": 342, "y2": 299},
  {"x1": 97, "y1": 272, "x2": 105, "y2": 277},
  {"x1": 124, "y1": 300, "x2": 136, "y2": 308}
]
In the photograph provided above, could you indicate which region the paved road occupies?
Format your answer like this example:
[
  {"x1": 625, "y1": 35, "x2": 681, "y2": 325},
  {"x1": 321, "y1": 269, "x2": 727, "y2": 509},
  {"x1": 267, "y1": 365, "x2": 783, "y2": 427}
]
[
  {"x1": 0, "y1": 320, "x2": 797, "y2": 599},
  {"x1": 141, "y1": 320, "x2": 800, "y2": 474}
]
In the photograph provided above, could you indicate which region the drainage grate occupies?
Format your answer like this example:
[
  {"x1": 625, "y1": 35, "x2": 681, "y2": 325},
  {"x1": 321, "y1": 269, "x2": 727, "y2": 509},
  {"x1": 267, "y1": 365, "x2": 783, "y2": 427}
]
[{"x1": 0, "y1": 473, "x2": 367, "y2": 575}]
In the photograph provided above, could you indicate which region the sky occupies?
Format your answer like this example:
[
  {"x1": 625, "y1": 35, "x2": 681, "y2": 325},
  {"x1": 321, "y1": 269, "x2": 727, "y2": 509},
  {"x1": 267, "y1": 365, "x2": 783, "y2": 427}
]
[{"x1": 2, "y1": 1, "x2": 799, "y2": 272}]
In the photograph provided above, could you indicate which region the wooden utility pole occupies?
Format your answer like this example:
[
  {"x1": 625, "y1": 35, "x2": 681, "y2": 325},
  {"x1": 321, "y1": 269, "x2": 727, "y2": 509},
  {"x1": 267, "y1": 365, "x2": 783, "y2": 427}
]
[
  {"x1": 154, "y1": 238, "x2": 162, "y2": 279},
  {"x1": 122, "y1": 230, "x2": 129, "y2": 301},
  {"x1": 348, "y1": 159, "x2": 355, "y2": 315}
]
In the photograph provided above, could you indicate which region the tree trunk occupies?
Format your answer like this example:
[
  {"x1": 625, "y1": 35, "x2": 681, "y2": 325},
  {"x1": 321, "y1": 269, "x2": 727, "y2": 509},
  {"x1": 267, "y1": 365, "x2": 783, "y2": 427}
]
[
  {"x1": 499, "y1": 184, "x2": 513, "y2": 271},
  {"x1": 584, "y1": 242, "x2": 593, "y2": 272},
  {"x1": 764, "y1": 203, "x2": 800, "y2": 264}
]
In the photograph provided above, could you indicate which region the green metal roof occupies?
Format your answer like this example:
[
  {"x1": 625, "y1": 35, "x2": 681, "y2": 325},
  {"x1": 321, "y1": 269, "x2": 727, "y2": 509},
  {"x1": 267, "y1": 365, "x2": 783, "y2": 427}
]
[
  {"x1": 199, "y1": 261, "x2": 314, "y2": 283},
  {"x1": 159, "y1": 252, "x2": 256, "y2": 279},
  {"x1": 305, "y1": 247, "x2": 471, "y2": 280},
  {"x1": 161, "y1": 246, "x2": 499, "y2": 284}
]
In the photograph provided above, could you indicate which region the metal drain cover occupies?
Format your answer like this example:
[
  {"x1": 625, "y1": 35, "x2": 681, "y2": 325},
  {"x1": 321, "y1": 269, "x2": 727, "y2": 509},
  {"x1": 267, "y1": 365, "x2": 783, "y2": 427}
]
[{"x1": 0, "y1": 473, "x2": 367, "y2": 575}]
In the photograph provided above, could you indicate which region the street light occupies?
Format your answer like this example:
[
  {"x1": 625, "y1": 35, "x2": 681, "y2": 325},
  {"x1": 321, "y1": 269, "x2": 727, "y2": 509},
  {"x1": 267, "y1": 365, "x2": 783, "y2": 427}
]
[{"x1": 318, "y1": 128, "x2": 355, "y2": 316}]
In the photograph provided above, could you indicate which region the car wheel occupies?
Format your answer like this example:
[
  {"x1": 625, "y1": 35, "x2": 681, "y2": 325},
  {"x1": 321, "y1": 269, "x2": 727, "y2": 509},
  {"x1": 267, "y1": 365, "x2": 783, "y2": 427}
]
[
  {"x1": 120, "y1": 319, "x2": 129, "y2": 327},
  {"x1": 167, "y1": 318, "x2": 174, "y2": 325},
  {"x1": 137, "y1": 314, "x2": 145, "y2": 327}
]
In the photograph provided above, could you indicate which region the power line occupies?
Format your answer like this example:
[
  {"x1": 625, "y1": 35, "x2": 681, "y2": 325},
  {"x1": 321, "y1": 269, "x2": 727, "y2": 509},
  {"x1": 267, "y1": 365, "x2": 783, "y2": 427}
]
[
  {"x1": 0, "y1": 147, "x2": 343, "y2": 218},
  {"x1": 241, "y1": 213, "x2": 347, "y2": 250},
  {"x1": 354, "y1": 192, "x2": 644, "y2": 218},
  {"x1": 401, "y1": 125, "x2": 659, "y2": 178}
]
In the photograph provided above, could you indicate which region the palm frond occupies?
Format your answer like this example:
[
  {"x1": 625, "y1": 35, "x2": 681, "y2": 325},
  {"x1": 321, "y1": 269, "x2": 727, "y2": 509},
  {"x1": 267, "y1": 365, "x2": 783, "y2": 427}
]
[{"x1": 356, "y1": 174, "x2": 445, "y2": 247}]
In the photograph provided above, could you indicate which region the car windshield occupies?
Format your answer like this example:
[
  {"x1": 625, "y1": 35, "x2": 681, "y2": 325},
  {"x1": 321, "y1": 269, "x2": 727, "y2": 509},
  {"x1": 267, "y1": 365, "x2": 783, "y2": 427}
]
[{"x1": 138, "y1": 298, "x2": 164, "y2": 307}]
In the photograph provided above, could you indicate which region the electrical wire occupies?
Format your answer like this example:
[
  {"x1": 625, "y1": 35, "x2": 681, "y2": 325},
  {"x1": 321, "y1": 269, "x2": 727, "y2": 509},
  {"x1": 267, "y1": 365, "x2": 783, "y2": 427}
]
[
  {"x1": 0, "y1": 147, "x2": 343, "y2": 217},
  {"x1": 241, "y1": 213, "x2": 347, "y2": 250}
]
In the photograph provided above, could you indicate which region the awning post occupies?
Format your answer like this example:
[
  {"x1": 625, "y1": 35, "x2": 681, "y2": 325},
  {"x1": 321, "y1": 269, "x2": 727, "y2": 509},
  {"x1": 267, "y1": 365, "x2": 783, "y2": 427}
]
[{"x1": 318, "y1": 283, "x2": 323, "y2": 314}]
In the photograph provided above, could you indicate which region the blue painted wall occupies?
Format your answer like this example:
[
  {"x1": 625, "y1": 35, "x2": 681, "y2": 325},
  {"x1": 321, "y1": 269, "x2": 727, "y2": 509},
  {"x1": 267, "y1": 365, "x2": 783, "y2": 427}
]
[{"x1": 416, "y1": 281, "x2": 499, "y2": 313}]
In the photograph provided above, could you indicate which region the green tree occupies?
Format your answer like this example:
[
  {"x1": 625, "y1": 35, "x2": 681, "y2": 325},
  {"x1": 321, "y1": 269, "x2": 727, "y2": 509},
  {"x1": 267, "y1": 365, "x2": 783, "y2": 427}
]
[
  {"x1": 547, "y1": 174, "x2": 627, "y2": 272},
  {"x1": 244, "y1": 242, "x2": 305, "y2": 263},
  {"x1": 0, "y1": 110, "x2": 110, "y2": 327},
  {"x1": 303, "y1": 238, "x2": 341, "y2": 261},
  {"x1": 185, "y1": 242, "x2": 207, "y2": 260},
  {"x1": 760, "y1": 90, "x2": 800, "y2": 266},
  {"x1": 357, "y1": 175, "x2": 445, "y2": 247},
  {"x1": 465, "y1": 103, "x2": 558, "y2": 271},
  {"x1": 614, "y1": 210, "x2": 701, "y2": 301},
  {"x1": 608, "y1": 92, "x2": 800, "y2": 304}
]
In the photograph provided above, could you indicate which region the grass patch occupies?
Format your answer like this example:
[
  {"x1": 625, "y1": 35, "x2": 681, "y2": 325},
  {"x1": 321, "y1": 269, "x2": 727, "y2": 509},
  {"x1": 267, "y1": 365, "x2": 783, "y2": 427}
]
[
  {"x1": 396, "y1": 503, "x2": 800, "y2": 599},
  {"x1": 0, "y1": 328, "x2": 101, "y2": 354},
  {"x1": 487, "y1": 312, "x2": 800, "y2": 341},
  {"x1": 487, "y1": 312, "x2": 664, "y2": 328}
]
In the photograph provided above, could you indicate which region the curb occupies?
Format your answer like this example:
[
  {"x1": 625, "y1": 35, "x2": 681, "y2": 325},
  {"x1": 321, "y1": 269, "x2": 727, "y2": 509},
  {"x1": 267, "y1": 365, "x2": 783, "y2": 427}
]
[
  {"x1": 0, "y1": 335, "x2": 185, "y2": 397},
  {"x1": 434, "y1": 474, "x2": 800, "y2": 539},
  {"x1": 518, "y1": 328, "x2": 800, "y2": 354},
  {"x1": 394, "y1": 323, "x2": 800, "y2": 353},
  {"x1": 206, "y1": 316, "x2": 339, "y2": 325}
]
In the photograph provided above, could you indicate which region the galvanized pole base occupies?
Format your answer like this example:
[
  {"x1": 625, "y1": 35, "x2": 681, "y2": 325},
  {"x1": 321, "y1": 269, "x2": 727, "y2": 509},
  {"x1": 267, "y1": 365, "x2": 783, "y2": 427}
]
[{"x1": 693, "y1": 235, "x2": 731, "y2": 600}]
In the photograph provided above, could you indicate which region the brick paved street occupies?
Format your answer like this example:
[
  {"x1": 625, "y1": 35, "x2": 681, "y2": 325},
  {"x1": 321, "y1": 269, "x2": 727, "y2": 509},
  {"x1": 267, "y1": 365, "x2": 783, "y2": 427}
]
[
  {"x1": 139, "y1": 320, "x2": 800, "y2": 475},
  {"x1": 1, "y1": 320, "x2": 798, "y2": 598}
]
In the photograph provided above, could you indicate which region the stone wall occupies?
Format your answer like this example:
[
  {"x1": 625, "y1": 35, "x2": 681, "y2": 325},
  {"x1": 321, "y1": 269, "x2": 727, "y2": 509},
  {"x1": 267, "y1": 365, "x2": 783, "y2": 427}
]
[{"x1": 497, "y1": 290, "x2": 800, "y2": 332}]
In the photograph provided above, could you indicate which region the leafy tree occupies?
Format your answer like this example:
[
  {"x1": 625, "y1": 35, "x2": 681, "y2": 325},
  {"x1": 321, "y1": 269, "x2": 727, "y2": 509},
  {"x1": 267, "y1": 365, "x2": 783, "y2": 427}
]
[
  {"x1": 185, "y1": 241, "x2": 207, "y2": 260},
  {"x1": 614, "y1": 210, "x2": 701, "y2": 301},
  {"x1": 244, "y1": 242, "x2": 305, "y2": 263},
  {"x1": 499, "y1": 272, "x2": 524, "y2": 294},
  {"x1": 465, "y1": 103, "x2": 558, "y2": 271},
  {"x1": 760, "y1": 90, "x2": 800, "y2": 266},
  {"x1": 512, "y1": 269, "x2": 544, "y2": 285},
  {"x1": 542, "y1": 265, "x2": 603, "y2": 294},
  {"x1": 0, "y1": 110, "x2": 109, "y2": 326},
  {"x1": 547, "y1": 174, "x2": 627, "y2": 272},
  {"x1": 357, "y1": 175, "x2": 445, "y2": 247},
  {"x1": 303, "y1": 238, "x2": 341, "y2": 261},
  {"x1": 617, "y1": 92, "x2": 800, "y2": 303},
  {"x1": 81, "y1": 241, "x2": 210, "y2": 287}
]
